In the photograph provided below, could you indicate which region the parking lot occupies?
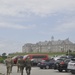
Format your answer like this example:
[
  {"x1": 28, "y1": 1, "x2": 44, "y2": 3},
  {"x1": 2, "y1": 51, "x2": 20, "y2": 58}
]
[{"x1": 0, "y1": 64, "x2": 71, "y2": 75}]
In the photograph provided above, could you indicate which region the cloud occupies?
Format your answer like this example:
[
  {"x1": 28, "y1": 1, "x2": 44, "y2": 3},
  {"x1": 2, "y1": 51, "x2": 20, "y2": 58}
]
[
  {"x1": 0, "y1": 39, "x2": 23, "y2": 54},
  {"x1": 54, "y1": 20, "x2": 75, "y2": 32},
  {"x1": 0, "y1": 44, "x2": 5, "y2": 48},
  {"x1": 0, "y1": 0, "x2": 75, "y2": 17},
  {"x1": 0, "y1": 22, "x2": 36, "y2": 29},
  {"x1": 38, "y1": 19, "x2": 75, "y2": 35}
]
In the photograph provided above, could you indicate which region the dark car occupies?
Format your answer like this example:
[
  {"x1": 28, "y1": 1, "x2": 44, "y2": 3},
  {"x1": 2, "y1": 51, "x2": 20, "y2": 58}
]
[
  {"x1": 37, "y1": 60, "x2": 45, "y2": 67},
  {"x1": 54, "y1": 58, "x2": 64, "y2": 70},
  {"x1": 37, "y1": 59, "x2": 55, "y2": 69},
  {"x1": 57, "y1": 58, "x2": 71, "y2": 72}
]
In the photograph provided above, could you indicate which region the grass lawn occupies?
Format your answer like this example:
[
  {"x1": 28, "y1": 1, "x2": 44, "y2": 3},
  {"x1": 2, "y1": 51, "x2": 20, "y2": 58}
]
[{"x1": 9, "y1": 52, "x2": 66, "y2": 57}]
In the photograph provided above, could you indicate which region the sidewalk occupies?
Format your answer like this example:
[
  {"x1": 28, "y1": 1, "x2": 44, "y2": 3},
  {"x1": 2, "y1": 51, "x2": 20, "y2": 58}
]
[
  {"x1": 0, "y1": 73, "x2": 5, "y2": 75},
  {"x1": 0, "y1": 64, "x2": 6, "y2": 75}
]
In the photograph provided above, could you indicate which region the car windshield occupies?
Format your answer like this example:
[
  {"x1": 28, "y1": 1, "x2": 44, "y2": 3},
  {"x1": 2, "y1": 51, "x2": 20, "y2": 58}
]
[
  {"x1": 23, "y1": 55, "x2": 28, "y2": 58},
  {"x1": 56, "y1": 59, "x2": 63, "y2": 62},
  {"x1": 64, "y1": 59, "x2": 71, "y2": 62},
  {"x1": 12, "y1": 56, "x2": 18, "y2": 59},
  {"x1": 71, "y1": 58, "x2": 75, "y2": 61}
]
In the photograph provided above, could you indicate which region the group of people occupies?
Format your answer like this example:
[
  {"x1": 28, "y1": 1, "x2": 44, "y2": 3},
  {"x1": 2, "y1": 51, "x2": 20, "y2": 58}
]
[{"x1": 5, "y1": 56, "x2": 32, "y2": 75}]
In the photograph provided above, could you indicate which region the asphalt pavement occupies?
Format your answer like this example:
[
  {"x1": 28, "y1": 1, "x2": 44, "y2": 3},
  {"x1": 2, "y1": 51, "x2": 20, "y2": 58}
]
[{"x1": 0, "y1": 64, "x2": 71, "y2": 75}]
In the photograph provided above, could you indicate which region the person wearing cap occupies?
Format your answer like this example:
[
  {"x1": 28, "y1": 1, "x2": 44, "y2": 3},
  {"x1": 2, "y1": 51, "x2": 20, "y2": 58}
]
[{"x1": 5, "y1": 56, "x2": 13, "y2": 75}]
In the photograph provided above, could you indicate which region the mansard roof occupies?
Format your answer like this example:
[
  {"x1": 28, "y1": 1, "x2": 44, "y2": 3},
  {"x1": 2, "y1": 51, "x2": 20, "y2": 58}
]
[
  {"x1": 50, "y1": 39, "x2": 73, "y2": 45},
  {"x1": 36, "y1": 39, "x2": 73, "y2": 45},
  {"x1": 36, "y1": 41, "x2": 49, "y2": 45},
  {"x1": 23, "y1": 38, "x2": 74, "y2": 46}
]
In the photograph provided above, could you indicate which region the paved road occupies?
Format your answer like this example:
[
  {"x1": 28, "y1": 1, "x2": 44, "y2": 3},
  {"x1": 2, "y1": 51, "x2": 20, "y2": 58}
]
[{"x1": 0, "y1": 64, "x2": 71, "y2": 75}]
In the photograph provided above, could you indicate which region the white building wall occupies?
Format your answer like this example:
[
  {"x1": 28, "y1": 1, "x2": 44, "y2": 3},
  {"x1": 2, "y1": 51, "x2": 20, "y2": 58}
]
[{"x1": 22, "y1": 40, "x2": 75, "y2": 53}]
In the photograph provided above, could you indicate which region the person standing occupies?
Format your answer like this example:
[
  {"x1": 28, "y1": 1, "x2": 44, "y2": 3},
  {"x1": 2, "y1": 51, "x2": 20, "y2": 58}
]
[
  {"x1": 5, "y1": 56, "x2": 13, "y2": 75},
  {"x1": 19, "y1": 56, "x2": 25, "y2": 75},
  {"x1": 17, "y1": 57, "x2": 21, "y2": 72},
  {"x1": 17, "y1": 56, "x2": 23, "y2": 73},
  {"x1": 25, "y1": 57, "x2": 32, "y2": 75}
]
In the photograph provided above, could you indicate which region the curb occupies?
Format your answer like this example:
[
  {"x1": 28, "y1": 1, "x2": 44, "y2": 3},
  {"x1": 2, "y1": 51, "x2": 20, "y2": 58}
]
[{"x1": 0, "y1": 73, "x2": 5, "y2": 75}]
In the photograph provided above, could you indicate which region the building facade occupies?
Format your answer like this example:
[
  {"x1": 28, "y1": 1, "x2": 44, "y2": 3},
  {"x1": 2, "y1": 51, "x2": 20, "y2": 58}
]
[{"x1": 22, "y1": 37, "x2": 75, "y2": 53}]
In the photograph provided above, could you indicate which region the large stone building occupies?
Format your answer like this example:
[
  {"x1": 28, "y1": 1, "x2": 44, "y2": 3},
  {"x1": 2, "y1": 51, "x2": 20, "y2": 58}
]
[{"x1": 22, "y1": 37, "x2": 75, "y2": 53}]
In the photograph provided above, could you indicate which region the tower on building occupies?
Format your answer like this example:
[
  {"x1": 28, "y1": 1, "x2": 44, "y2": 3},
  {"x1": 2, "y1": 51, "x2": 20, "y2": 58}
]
[{"x1": 51, "y1": 36, "x2": 54, "y2": 41}]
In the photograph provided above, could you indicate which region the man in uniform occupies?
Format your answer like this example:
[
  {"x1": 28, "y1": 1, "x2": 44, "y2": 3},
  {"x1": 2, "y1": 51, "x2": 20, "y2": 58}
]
[
  {"x1": 17, "y1": 57, "x2": 21, "y2": 72},
  {"x1": 19, "y1": 56, "x2": 25, "y2": 75},
  {"x1": 25, "y1": 57, "x2": 32, "y2": 75},
  {"x1": 17, "y1": 56, "x2": 23, "y2": 73},
  {"x1": 5, "y1": 56, "x2": 13, "y2": 75}
]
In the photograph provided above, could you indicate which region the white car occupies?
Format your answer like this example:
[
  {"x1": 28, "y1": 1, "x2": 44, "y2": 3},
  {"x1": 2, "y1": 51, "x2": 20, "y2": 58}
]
[{"x1": 67, "y1": 58, "x2": 75, "y2": 74}]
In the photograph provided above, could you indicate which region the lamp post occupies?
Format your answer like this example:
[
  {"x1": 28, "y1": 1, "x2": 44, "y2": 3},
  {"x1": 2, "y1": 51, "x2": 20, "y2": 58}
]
[
  {"x1": 39, "y1": 45, "x2": 42, "y2": 52},
  {"x1": 48, "y1": 47, "x2": 51, "y2": 52}
]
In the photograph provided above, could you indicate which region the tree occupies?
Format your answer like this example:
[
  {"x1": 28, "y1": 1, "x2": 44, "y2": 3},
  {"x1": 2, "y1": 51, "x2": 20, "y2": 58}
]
[
  {"x1": 66, "y1": 49, "x2": 72, "y2": 55},
  {"x1": 2, "y1": 53, "x2": 6, "y2": 56}
]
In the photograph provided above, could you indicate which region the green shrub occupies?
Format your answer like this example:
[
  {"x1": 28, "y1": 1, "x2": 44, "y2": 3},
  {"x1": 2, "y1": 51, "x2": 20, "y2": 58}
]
[{"x1": 0, "y1": 58, "x2": 4, "y2": 63}]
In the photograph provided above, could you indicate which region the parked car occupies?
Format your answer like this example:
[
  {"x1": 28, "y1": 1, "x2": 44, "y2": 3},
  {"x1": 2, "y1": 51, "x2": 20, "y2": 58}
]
[
  {"x1": 54, "y1": 58, "x2": 64, "y2": 70},
  {"x1": 53, "y1": 55, "x2": 68, "y2": 61},
  {"x1": 67, "y1": 58, "x2": 75, "y2": 74},
  {"x1": 37, "y1": 60, "x2": 45, "y2": 67},
  {"x1": 57, "y1": 58, "x2": 71, "y2": 72},
  {"x1": 12, "y1": 55, "x2": 23, "y2": 64},
  {"x1": 37, "y1": 59, "x2": 55, "y2": 69}
]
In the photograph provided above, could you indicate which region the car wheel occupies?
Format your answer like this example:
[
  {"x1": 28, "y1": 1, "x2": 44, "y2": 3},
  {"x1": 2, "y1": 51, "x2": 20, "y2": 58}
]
[
  {"x1": 58, "y1": 69, "x2": 62, "y2": 72},
  {"x1": 45, "y1": 65, "x2": 49, "y2": 69},
  {"x1": 40, "y1": 67, "x2": 43, "y2": 69},
  {"x1": 71, "y1": 70, "x2": 75, "y2": 74},
  {"x1": 65, "y1": 69, "x2": 68, "y2": 72}
]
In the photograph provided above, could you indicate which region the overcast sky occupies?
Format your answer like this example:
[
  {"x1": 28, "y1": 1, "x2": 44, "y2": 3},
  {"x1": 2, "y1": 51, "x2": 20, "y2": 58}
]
[{"x1": 0, "y1": 0, "x2": 75, "y2": 55}]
